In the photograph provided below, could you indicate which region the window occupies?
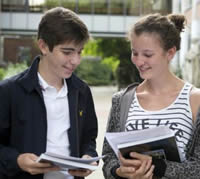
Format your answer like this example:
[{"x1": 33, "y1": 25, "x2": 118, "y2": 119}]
[{"x1": 2, "y1": 0, "x2": 27, "y2": 12}]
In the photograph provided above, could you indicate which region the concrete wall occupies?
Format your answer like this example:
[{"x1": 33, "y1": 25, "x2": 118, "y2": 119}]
[{"x1": 0, "y1": 12, "x2": 140, "y2": 37}]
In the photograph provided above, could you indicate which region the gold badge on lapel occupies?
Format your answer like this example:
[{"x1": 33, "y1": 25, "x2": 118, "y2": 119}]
[{"x1": 79, "y1": 110, "x2": 83, "y2": 117}]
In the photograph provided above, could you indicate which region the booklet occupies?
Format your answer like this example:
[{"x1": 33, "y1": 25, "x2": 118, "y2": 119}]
[
  {"x1": 105, "y1": 126, "x2": 182, "y2": 162},
  {"x1": 36, "y1": 152, "x2": 104, "y2": 171}
]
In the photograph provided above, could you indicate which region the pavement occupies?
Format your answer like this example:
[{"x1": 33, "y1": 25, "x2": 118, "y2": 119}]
[{"x1": 86, "y1": 86, "x2": 117, "y2": 179}]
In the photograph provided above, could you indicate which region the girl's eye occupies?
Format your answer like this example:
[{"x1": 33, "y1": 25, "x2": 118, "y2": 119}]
[{"x1": 132, "y1": 52, "x2": 138, "y2": 56}]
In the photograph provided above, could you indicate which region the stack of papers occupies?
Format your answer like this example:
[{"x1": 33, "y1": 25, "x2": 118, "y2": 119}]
[{"x1": 36, "y1": 152, "x2": 105, "y2": 170}]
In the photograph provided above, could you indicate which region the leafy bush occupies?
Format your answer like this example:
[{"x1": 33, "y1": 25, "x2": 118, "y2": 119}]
[
  {"x1": 44, "y1": 0, "x2": 76, "y2": 10},
  {"x1": 44, "y1": 0, "x2": 59, "y2": 8},
  {"x1": 3, "y1": 62, "x2": 28, "y2": 80},
  {"x1": 101, "y1": 56, "x2": 119, "y2": 79},
  {"x1": 116, "y1": 58, "x2": 143, "y2": 90},
  {"x1": 93, "y1": 38, "x2": 142, "y2": 89},
  {"x1": 82, "y1": 39, "x2": 99, "y2": 57},
  {"x1": 0, "y1": 68, "x2": 5, "y2": 80},
  {"x1": 75, "y1": 59, "x2": 113, "y2": 86}
]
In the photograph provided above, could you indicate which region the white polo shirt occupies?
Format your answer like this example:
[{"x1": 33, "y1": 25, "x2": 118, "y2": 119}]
[{"x1": 38, "y1": 73, "x2": 73, "y2": 179}]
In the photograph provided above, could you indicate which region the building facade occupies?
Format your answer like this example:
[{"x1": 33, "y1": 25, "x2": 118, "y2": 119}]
[
  {"x1": 1, "y1": 0, "x2": 200, "y2": 86},
  {"x1": 0, "y1": 0, "x2": 171, "y2": 63}
]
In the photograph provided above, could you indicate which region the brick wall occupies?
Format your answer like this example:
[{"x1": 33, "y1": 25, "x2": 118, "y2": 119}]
[{"x1": 4, "y1": 37, "x2": 40, "y2": 63}]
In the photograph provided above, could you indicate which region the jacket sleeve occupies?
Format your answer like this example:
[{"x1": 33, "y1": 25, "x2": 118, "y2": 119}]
[
  {"x1": 0, "y1": 80, "x2": 21, "y2": 176},
  {"x1": 80, "y1": 86, "x2": 98, "y2": 158},
  {"x1": 102, "y1": 91, "x2": 124, "y2": 179},
  {"x1": 161, "y1": 112, "x2": 200, "y2": 179}
]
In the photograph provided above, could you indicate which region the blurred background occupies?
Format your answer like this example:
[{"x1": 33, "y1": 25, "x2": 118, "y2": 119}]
[{"x1": 0, "y1": 0, "x2": 200, "y2": 178}]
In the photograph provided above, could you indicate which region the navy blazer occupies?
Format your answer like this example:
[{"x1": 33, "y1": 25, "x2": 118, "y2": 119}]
[{"x1": 0, "y1": 57, "x2": 98, "y2": 179}]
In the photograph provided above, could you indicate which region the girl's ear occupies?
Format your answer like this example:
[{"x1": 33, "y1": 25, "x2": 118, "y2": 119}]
[
  {"x1": 167, "y1": 46, "x2": 177, "y2": 62},
  {"x1": 37, "y1": 39, "x2": 49, "y2": 56}
]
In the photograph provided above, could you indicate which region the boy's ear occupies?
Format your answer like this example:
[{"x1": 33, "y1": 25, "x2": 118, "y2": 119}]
[
  {"x1": 167, "y1": 46, "x2": 176, "y2": 62},
  {"x1": 37, "y1": 39, "x2": 49, "y2": 55}
]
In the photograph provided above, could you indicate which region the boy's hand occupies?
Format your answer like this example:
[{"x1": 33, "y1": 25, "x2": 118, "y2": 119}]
[
  {"x1": 17, "y1": 153, "x2": 59, "y2": 175},
  {"x1": 68, "y1": 154, "x2": 98, "y2": 177}
]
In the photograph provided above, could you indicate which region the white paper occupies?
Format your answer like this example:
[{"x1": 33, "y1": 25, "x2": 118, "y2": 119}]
[
  {"x1": 36, "y1": 152, "x2": 105, "y2": 170},
  {"x1": 45, "y1": 152, "x2": 105, "y2": 164}
]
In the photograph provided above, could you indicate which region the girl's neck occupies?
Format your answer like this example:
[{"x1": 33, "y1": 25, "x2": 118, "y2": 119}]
[{"x1": 139, "y1": 73, "x2": 184, "y2": 95}]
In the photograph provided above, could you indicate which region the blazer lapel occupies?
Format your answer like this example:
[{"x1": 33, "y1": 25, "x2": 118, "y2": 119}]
[{"x1": 67, "y1": 83, "x2": 80, "y2": 157}]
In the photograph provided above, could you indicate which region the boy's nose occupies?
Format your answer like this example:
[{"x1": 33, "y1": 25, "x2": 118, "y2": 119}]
[{"x1": 70, "y1": 54, "x2": 81, "y2": 65}]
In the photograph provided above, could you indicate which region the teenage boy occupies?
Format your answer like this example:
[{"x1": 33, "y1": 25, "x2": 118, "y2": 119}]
[{"x1": 0, "y1": 7, "x2": 98, "y2": 179}]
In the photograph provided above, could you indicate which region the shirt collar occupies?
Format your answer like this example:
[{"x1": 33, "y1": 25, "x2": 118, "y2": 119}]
[{"x1": 37, "y1": 72, "x2": 68, "y2": 97}]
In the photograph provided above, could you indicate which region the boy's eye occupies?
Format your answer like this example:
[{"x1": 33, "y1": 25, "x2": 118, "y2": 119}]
[
  {"x1": 144, "y1": 54, "x2": 153, "y2": 58},
  {"x1": 63, "y1": 51, "x2": 71, "y2": 55}
]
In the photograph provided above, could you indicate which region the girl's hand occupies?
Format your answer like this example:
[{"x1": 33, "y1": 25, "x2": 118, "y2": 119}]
[{"x1": 116, "y1": 152, "x2": 154, "y2": 179}]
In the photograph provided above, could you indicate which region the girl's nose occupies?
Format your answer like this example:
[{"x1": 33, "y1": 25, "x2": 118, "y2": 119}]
[{"x1": 132, "y1": 56, "x2": 145, "y2": 66}]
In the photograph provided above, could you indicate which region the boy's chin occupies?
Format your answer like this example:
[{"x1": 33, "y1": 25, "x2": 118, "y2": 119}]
[{"x1": 63, "y1": 73, "x2": 73, "y2": 79}]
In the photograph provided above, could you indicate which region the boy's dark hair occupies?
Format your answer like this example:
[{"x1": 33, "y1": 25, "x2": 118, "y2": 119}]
[
  {"x1": 38, "y1": 7, "x2": 90, "y2": 51},
  {"x1": 127, "y1": 13, "x2": 186, "y2": 51}
]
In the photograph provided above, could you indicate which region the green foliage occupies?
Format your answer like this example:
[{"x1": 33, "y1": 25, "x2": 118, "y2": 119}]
[
  {"x1": 3, "y1": 62, "x2": 28, "y2": 80},
  {"x1": 101, "y1": 56, "x2": 120, "y2": 79},
  {"x1": 82, "y1": 39, "x2": 121, "y2": 85},
  {"x1": 116, "y1": 58, "x2": 142, "y2": 89},
  {"x1": 0, "y1": 68, "x2": 5, "y2": 80},
  {"x1": 82, "y1": 39, "x2": 100, "y2": 56},
  {"x1": 44, "y1": 0, "x2": 76, "y2": 10},
  {"x1": 44, "y1": 0, "x2": 59, "y2": 8},
  {"x1": 93, "y1": 38, "x2": 129, "y2": 59},
  {"x1": 93, "y1": 38, "x2": 142, "y2": 89},
  {"x1": 81, "y1": 38, "x2": 142, "y2": 88},
  {"x1": 75, "y1": 59, "x2": 112, "y2": 86},
  {"x1": 175, "y1": 66, "x2": 183, "y2": 79}
]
